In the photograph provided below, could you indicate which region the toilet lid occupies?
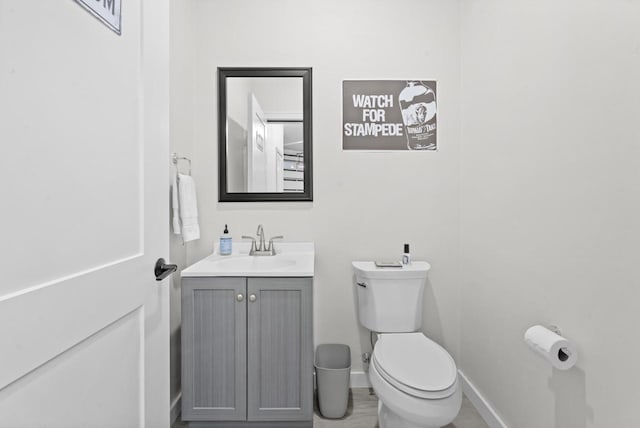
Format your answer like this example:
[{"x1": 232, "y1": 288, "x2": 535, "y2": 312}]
[{"x1": 373, "y1": 333, "x2": 457, "y2": 398}]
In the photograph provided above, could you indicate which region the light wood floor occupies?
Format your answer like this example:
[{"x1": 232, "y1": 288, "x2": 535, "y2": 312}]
[{"x1": 174, "y1": 388, "x2": 489, "y2": 428}]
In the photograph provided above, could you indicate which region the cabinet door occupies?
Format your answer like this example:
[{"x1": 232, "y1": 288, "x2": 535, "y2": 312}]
[
  {"x1": 247, "y1": 277, "x2": 313, "y2": 421},
  {"x1": 182, "y1": 277, "x2": 247, "y2": 421}
]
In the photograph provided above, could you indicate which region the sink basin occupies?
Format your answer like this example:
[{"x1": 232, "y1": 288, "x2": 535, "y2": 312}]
[{"x1": 181, "y1": 242, "x2": 314, "y2": 277}]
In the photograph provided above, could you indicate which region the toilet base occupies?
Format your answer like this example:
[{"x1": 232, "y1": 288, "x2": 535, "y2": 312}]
[{"x1": 378, "y1": 401, "x2": 440, "y2": 428}]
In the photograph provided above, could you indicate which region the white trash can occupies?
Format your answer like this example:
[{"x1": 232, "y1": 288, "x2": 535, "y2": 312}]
[{"x1": 315, "y1": 344, "x2": 351, "y2": 419}]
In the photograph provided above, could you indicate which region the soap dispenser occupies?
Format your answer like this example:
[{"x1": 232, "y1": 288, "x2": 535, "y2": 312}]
[{"x1": 219, "y1": 224, "x2": 232, "y2": 255}]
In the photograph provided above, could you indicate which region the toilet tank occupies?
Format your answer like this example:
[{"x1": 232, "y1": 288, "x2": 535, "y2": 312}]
[{"x1": 352, "y1": 261, "x2": 431, "y2": 333}]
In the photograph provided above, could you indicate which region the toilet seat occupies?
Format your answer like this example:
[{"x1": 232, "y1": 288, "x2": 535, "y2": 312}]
[{"x1": 372, "y1": 333, "x2": 458, "y2": 400}]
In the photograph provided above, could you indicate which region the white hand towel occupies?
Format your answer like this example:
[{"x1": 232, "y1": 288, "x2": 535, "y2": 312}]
[
  {"x1": 171, "y1": 174, "x2": 181, "y2": 235},
  {"x1": 178, "y1": 173, "x2": 200, "y2": 242}
]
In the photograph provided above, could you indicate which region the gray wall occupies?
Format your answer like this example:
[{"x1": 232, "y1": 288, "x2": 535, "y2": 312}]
[
  {"x1": 460, "y1": 0, "x2": 640, "y2": 426},
  {"x1": 188, "y1": 0, "x2": 462, "y2": 374}
]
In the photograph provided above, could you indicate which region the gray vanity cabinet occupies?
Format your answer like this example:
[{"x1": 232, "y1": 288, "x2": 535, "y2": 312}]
[
  {"x1": 181, "y1": 277, "x2": 247, "y2": 422},
  {"x1": 182, "y1": 276, "x2": 313, "y2": 427},
  {"x1": 247, "y1": 277, "x2": 313, "y2": 422}
]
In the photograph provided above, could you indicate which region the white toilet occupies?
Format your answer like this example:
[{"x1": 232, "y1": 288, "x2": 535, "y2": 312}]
[{"x1": 353, "y1": 261, "x2": 461, "y2": 428}]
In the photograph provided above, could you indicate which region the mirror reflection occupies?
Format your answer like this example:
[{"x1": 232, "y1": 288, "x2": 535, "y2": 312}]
[
  {"x1": 226, "y1": 77, "x2": 304, "y2": 193},
  {"x1": 218, "y1": 68, "x2": 312, "y2": 202}
]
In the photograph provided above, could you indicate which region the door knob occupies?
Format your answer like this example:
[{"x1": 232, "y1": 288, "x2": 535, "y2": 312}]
[
  {"x1": 249, "y1": 294, "x2": 257, "y2": 302},
  {"x1": 154, "y1": 258, "x2": 177, "y2": 281},
  {"x1": 236, "y1": 294, "x2": 245, "y2": 302}
]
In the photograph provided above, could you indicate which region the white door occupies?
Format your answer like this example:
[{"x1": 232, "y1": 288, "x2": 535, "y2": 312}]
[
  {"x1": 0, "y1": 1, "x2": 170, "y2": 427},
  {"x1": 265, "y1": 123, "x2": 284, "y2": 192},
  {"x1": 248, "y1": 94, "x2": 267, "y2": 192},
  {"x1": 275, "y1": 149, "x2": 285, "y2": 192}
]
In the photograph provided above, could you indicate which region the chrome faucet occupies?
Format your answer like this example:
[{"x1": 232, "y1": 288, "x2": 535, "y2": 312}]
[
  {"x1": 256, "y1": 224, "x2": 266, "y2": 251},
  {"x1": 242, "y1": 224, "x2": 283, "y2": 256}
]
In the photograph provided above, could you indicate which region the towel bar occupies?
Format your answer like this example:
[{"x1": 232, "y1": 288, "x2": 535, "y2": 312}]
[{"x1": 171, "y1": 152, "x2": 191, "y2": 175}]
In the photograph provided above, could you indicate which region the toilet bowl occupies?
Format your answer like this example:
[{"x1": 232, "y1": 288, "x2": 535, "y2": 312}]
[
  {"x1": 368, "y1": 333, "x2": 462, "y2": 428},
  {"x1": 352, "y1": 261, "x2": 462, "y2": 427}
]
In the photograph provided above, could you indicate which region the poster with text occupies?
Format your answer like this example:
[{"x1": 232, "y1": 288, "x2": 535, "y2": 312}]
[{"x1": 343, "y1": 80, "x2": 437, "y2": 151}]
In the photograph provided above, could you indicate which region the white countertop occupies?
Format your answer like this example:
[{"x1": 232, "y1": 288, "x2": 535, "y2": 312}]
[{"x1": 181, "y1": 241, "x2": 315, "y2": 278}]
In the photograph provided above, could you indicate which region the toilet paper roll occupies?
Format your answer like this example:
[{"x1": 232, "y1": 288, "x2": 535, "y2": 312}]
[{"x1": 524, "y1": 325, "x2": 578, "y2": 370}]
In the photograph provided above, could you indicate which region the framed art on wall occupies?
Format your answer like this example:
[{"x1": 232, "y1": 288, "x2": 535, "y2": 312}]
[{"x1": 343, "y1": 80, "x2": 437, "y2": 151}]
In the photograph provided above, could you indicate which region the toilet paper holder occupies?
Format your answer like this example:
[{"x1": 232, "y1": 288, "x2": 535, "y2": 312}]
[
  {"x1": 525, "y1": 324, "x2": 577, "y2": 369},
  {"x1": 547, "y1": 325, "x2": 562, "y2": 335},
  {"x1": 547, "y1": 325, "x2": 573, "y2": 361}
]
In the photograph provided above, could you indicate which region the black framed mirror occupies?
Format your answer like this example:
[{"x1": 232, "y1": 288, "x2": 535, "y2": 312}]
[{"x1": 218, "y1": 67, "x2": 313, "y2": 202}]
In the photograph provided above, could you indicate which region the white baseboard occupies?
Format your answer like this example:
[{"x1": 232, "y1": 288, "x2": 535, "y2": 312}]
[
  {"x1": 350, "y1": 371, "x2": 372, "y2": 388},
  {"x1": 170, "y1": 392, "x2": 182, "y2": 425},
  {"x1": 458, "y1": 370, "x2": 508, "y2": 428}
]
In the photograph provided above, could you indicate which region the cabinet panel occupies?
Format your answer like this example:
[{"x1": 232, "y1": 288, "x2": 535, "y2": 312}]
[
  {"x1": 182, "y1": 277, "x2": 247, "y2": 421},
  {"x1": 247, "y1": 278, "x2": 313, "y2": 421}
]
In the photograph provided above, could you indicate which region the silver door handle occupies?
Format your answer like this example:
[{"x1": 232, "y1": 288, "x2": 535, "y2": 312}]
[
  {"x1": 249, "y1": 294, "x2": 257, "y2": 302},
  {"x1": 236, "y1": 294, "x2": 245, "y2": 302}
]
